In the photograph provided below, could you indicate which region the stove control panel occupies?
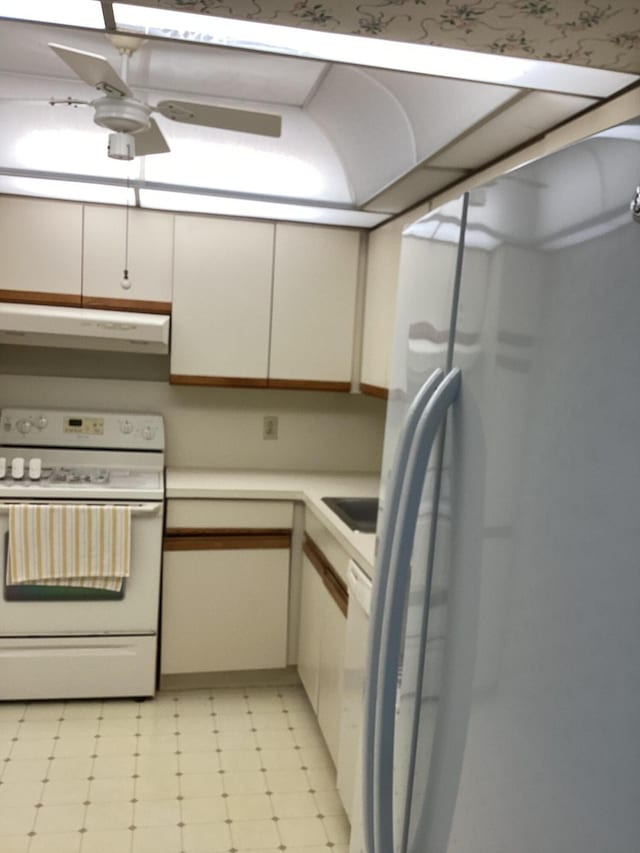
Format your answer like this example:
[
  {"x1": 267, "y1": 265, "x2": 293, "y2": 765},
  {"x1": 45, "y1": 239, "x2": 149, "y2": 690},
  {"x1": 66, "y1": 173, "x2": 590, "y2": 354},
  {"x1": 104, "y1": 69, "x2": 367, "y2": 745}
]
[
  {"x1": 64, "y1": 416, "x2": 104, "y2": 436},
  {"x1": 0, "y1": 409, "x2": 164, "y2": 451}
]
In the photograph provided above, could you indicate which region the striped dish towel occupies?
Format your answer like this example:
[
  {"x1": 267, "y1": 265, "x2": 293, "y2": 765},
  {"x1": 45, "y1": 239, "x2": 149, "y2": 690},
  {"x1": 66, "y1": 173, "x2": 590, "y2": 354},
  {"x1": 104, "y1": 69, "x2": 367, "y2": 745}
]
[{"x1": 8, "y1": 504, "x2": 131, "y2": 592}]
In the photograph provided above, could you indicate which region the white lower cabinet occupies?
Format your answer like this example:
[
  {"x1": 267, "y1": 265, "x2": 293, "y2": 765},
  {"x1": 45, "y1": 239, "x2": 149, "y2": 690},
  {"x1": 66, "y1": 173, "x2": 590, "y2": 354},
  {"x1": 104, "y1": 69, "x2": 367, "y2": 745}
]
[
  {"x1": 161, "y1": 499, "x2": 293, "y2": 675},
  {"x1": 161, "y1": 544, "x2": 289, "y2": 674},
  {"x1": 297, "y1": 537, "x2": 348, "y2": 767},
  {"x1": 317, "y1": 582, "x2": 347, "y2": 763},
  {"x1": 298, "y1": 554, "x2": 324, "y2": 708}
]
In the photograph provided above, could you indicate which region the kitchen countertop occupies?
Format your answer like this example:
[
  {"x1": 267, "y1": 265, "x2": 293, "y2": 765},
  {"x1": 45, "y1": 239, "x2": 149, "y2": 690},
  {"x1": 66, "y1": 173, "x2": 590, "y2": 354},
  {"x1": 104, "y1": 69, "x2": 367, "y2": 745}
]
[{"x1": 166, "y1": 468, "x2": 380, "y2": 576}]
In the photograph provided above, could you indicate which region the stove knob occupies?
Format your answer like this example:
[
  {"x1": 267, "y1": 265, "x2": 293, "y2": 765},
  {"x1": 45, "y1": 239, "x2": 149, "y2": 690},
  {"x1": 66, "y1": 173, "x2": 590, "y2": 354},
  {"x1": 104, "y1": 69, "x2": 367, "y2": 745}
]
[
  {"x1": 28, "y1": 458, "x2": 42, "y2": 481},
  {"x1": 16, "y1": 418, "x2": 33, "y2": 435},
  {"x1": 36, "y1": 416, "x2": 48, "y2": 430},
  {"x1": 120, "y1": 420, "x2": 134, "y2": 435},
  {"x1": 11, "y1": 457, "x2": 25, "y2": 480},
  {"x1": 0, "y1": 457, "x2": 6, "y2": 479},
  {"x1": 142, "y1": 426, "x2": 155, "y2": 440}
]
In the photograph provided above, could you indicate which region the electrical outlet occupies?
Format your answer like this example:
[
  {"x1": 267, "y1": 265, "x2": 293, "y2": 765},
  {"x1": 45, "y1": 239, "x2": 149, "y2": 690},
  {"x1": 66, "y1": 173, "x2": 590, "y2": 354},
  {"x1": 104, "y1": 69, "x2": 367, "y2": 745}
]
[{"x1": 263, "y1": 415, "x2": 279, "y2": 440}]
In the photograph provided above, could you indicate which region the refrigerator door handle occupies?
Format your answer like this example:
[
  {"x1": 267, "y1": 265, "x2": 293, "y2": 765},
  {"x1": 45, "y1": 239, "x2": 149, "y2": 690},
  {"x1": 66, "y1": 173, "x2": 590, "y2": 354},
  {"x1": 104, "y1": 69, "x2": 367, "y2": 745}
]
[
  {"x1": 362, "y1": 368, "x2": 444, "y2": 853},
  {"x1": 373, "y1": 368, "x2": 461, "y2": 853}
]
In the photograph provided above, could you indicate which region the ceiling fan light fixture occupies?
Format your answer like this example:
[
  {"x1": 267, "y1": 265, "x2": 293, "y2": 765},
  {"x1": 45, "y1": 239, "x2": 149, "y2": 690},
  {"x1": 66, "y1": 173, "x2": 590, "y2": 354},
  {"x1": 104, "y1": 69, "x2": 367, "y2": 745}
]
[
  {"x1": 108, "y1": 132, "x2": 135, "y2": 161},
  {"x1": 94, "y1": 96, "x2": 151, "y2": 133}
]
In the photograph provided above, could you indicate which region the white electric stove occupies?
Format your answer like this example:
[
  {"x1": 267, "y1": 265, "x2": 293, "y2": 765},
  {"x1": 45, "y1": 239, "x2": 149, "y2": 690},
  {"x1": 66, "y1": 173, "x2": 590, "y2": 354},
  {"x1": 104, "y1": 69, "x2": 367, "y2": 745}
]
[{"x1": 0, "y1": 407, "x2": 165, "y2": 701}]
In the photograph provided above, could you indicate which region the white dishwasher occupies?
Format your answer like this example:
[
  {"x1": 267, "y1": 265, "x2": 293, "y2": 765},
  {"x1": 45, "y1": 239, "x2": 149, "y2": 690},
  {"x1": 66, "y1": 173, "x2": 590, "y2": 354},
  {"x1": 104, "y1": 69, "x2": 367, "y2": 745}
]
[{"x1": 337, "y1": 559, "x2": 372, "y2": 827}]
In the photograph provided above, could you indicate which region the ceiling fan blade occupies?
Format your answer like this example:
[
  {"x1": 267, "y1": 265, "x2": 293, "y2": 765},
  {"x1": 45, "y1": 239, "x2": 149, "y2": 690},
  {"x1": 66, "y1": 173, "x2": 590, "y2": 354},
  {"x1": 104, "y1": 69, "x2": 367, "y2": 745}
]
[
  {"x1": 135, "y1": 119, "x2": 171, "y2": 157},
  {"x1": 0, "y1": 97, "x2": 88, "y2": 105},
  {"x1": 155, "y1": 100, "x2": 282, "y2": 138},
  {"x1": 49, "y1": 43, "x2": 132, "y2": 97}
]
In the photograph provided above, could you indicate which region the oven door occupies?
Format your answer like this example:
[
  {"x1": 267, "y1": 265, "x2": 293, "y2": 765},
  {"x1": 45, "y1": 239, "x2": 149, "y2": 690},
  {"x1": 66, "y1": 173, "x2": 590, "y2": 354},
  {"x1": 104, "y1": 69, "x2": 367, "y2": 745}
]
[{"x1": 0, "y1": 501, "x2": 163, "y2": 636}]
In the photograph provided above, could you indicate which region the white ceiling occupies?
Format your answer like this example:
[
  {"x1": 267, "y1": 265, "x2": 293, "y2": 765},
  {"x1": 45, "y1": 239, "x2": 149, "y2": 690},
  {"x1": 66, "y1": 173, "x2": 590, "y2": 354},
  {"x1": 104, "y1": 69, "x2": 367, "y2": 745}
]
[{"x1": 0, "y1": 11, "x2": 636, "y2": 226}]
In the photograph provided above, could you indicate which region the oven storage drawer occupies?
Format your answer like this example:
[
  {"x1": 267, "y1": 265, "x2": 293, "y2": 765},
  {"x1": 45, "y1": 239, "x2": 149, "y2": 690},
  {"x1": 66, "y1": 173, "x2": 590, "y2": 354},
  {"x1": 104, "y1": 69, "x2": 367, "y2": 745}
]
[{"x1": 0, "y1": 635, "x2": 157, "y2": 700}]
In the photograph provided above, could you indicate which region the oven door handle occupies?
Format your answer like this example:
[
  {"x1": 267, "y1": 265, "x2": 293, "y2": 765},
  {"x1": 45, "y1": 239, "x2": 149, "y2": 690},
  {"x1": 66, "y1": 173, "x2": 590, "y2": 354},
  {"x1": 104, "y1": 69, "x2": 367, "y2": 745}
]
[{"x1": 0, "y1": 502, "x2": 163, "y2": 516}]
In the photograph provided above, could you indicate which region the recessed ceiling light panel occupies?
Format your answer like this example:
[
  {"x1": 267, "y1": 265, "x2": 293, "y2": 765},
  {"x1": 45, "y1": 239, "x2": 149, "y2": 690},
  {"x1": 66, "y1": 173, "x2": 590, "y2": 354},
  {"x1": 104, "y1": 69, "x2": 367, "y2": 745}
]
[
  {"x1": 112, "y1": 3, "x2": 637, "y2": 98},
  {"x1": 0, "y1": 0, "x2": 104, "y2": 29}
]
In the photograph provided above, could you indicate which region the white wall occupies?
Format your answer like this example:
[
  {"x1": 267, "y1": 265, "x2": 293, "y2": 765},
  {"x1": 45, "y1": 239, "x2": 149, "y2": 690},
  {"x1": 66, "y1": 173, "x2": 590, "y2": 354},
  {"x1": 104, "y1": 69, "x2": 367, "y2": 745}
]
[{"x1": 0, "y1": 355, "x2": 385, "y2": 472}]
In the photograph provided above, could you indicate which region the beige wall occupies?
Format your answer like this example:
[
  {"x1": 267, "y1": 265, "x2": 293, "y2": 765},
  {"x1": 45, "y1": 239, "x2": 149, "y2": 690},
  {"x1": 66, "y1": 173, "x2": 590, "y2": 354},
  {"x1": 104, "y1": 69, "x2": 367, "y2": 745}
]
[{"x1": 0, "y1": 359, "x2": 385, "y2": 473}]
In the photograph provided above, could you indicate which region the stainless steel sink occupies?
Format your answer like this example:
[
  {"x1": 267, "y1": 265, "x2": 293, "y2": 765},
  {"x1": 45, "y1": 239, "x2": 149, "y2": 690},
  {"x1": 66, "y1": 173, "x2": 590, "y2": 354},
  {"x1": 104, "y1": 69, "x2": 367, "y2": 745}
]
[{"x1": 322, "y1": 497, "x2": 379, "y2": 533}]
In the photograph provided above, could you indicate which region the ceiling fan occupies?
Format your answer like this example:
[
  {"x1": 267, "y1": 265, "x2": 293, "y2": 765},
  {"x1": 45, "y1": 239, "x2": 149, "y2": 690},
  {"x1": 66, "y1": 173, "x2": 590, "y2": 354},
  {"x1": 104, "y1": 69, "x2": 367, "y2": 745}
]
[{"x1": 46, "y1": 35, "x2": 282, "y2": 160}]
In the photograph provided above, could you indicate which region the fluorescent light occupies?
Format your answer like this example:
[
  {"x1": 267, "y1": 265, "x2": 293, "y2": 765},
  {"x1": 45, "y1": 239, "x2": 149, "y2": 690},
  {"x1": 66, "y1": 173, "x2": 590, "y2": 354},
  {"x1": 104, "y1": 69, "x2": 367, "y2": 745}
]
[
  {"x1": 112, "y1": 4, "x2": 636, "y2": 98},
  {"x1": 139, "y1": 189, "x2": 387, "y2": 227},
  {"x1": 0, "y1": 175, "x2": 135, "y2": 205},
  {"x1": 0, "y1": 0, "x2": 104, "y2": 28}
]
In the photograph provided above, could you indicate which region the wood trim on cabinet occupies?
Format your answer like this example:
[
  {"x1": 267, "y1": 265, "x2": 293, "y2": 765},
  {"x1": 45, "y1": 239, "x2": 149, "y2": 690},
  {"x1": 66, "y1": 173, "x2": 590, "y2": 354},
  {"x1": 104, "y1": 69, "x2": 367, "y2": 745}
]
[
  {"x1": 165, "y1": 527, "x2": 291, "y2": 539},
  {"x1": 81, "y1": 296, "x2": 171, "y2": 315},
  {"x1": 303, "y1": 534, "x2": 349, "y2": 617},
  {"x1": 170, "y1": 374, "x2": 269, "y2": 389},
  {"x1": 303, "y1": 536, "x2": 327, "y2": 581},
  {"x1": 267, "y1": 378, "x2": 351, "y2": 392},
  {"x1": 360, "y1": 382, "x2": 389, "y2": 400},
  {"x1": 164, "y1": 531, "x2": 291, "y2": 551},
  {"x1": 168, "y1": 376, "x2": 351, "y2": 392},
  {"x1": 323, "y1": 563, "x2": 349, "y2": 618},
  {"x1": 0, "y1": 289, "x2": 81, "y2": 308}
]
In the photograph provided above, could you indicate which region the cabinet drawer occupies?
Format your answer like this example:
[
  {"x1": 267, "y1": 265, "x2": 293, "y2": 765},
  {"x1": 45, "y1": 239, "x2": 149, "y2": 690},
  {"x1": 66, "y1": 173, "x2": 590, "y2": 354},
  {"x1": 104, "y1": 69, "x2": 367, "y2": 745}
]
[
  {"x1": 166, "y1": 499, "x2": 293, "y2": 531},
  {"x1": 305, "y1": 512, "x2": 351, "y2": 584}
]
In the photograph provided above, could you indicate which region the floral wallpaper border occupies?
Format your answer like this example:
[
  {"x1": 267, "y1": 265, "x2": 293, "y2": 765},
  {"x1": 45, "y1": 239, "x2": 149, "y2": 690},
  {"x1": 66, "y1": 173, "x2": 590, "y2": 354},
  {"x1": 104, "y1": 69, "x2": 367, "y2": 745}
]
[{"x1": 120, "y1": 0, "x2": 640, "y2": 73}]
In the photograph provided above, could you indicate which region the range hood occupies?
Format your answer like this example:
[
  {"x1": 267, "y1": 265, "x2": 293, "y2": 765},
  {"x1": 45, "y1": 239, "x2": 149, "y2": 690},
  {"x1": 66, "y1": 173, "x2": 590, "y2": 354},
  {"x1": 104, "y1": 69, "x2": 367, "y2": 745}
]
[{"x1": 0, "y1": 303, "x2": 170, "y2": 354}]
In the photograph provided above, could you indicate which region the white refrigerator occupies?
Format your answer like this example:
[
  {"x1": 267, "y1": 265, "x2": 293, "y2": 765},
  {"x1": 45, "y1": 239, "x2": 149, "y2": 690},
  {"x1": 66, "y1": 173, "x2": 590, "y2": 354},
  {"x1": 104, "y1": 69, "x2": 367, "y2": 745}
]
[{"x1": 360, "y1": 118, "x2": 640, "y2": 853}]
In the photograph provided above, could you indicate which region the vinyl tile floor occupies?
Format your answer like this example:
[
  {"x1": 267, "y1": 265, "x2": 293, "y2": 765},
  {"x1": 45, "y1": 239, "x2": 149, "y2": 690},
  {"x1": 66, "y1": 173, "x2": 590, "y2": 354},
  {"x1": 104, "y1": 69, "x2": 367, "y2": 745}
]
[{"x1": 0, "y1": 685, "x2": 351, "y2": 853}]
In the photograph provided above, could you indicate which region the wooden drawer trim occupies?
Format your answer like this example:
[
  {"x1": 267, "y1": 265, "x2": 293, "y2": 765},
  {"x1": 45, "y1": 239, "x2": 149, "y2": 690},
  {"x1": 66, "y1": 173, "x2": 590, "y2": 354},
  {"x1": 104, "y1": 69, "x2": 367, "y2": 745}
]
[
  {"x1": 170, "y1": 375, "x2": 351, "y2": 392},
  {"x1": 82, "y1": 296, "x2": 171, "y2": 314},
  {"x1": 0, "y1": 289, "x2": 81, "y2": 308},
  {"x1": 303, "y1": 534, "x2": 348, "y2": 617},
  {"x1": 170, "y1": 374, "x2": 269, "y2": 388},
  {"x1": 166, "y1": 526, "x2": 291, "y2": 538},
  {"x1": 164, "y1": 529, "x2": 290, "y2": 551},
  {"x1": 360, "y1": 382, "x2": 389, "y2": 400},
  {"x1": 268, "y1": 378, "x2": 350, "y2": 392}
]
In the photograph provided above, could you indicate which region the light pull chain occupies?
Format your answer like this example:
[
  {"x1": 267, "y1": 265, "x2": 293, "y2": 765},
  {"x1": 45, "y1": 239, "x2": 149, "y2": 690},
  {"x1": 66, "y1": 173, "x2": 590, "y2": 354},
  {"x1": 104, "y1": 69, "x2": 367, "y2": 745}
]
[{"x1": 122, "y1": 165, "x2": 132, "y2": 290}]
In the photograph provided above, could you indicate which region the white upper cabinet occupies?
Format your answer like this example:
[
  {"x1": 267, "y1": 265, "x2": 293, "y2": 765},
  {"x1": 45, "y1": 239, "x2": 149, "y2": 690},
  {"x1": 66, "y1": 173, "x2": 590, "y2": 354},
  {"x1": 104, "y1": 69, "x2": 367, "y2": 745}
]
[
  {"x1": 170, "y1": 217, "x2": 362, "y2": 389},
  {"x1": 360, "y1": 225, "x2": 402, "y2": 395},
  {"x1": 0, "y1": 196, "x2": 82, "y2": 302},
  {"x1": 270, "y1": 223, "x2": 360, "y2": 387},
  {"x1": 82, "y1": 206, "x2": 174, "y2": 310},
  {"x1": 171, "y1": 215, "x2": 275, "y2": 384}
]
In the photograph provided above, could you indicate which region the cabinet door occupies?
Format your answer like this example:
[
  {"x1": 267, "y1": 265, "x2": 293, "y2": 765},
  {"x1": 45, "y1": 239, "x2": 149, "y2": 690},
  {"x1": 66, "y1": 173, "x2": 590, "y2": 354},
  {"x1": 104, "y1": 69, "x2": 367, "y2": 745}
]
[
  {"x1": 82, "y1": 206, "x2": 173, "y2": 311},
  {"x1": 161, "y1": 545, "x2": 289, "y2": 674},
  {"x1": 171, "y1": 216, "x2": 274, "y2": 385},
  {"x1": 297, "y1": 554, "x2": 324, "y2": 711},
  {"x1": 270, "y1": 224, "x2": 360, "y2": 388},
  {"x1": 317, "y1": 582, "x2": 347, "y2": 766},
  {"x1": 360, "y1": 225, "x2": 401, "y2": 397},
  {"x1": 0, "y1": 196, "x2": 82, "y2": 304}
]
